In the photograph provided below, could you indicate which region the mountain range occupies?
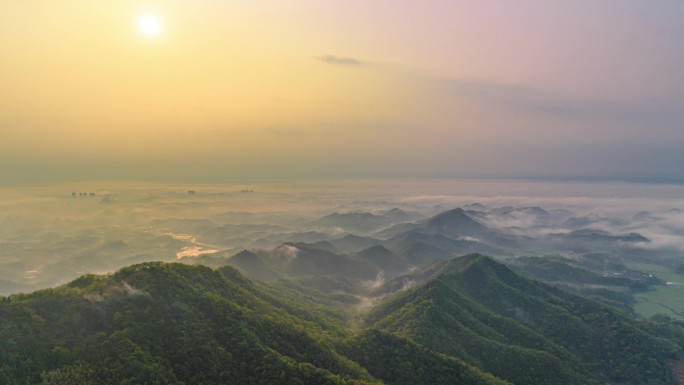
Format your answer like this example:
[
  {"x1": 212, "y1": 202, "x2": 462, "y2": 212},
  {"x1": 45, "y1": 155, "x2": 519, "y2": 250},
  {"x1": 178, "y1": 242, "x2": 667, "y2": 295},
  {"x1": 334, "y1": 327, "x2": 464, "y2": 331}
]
[
  {"x1": 1, "y1": 205, "x2": 680, "y2": 384},
  {"x1": 1, "y1": 254, "x2": 682, "y2": 384}
]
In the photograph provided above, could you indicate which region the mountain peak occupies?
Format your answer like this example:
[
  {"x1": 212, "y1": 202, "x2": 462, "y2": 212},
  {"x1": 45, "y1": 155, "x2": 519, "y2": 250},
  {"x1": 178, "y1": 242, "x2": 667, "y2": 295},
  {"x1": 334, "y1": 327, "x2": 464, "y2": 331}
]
[
  {"x1": 420, "y1": 208, "x2": 492, "y2": 239},
  {"x1": 424, "y1": 208, "x2": 474, "y2": 225},
  {"x1": 357, "y1": 244, "x2": 393, "y2": 256},
  {"x1": 231, "y1": 249, "x2": 258, "y2": 260}
]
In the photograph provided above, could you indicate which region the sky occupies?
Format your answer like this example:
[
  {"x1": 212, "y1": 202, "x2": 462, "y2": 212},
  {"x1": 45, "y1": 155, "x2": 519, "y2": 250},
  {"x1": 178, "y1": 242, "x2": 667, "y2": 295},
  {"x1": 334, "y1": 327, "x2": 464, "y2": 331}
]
[{"x1": 1, "y1": 0, "x2": 683, "y2": 183}]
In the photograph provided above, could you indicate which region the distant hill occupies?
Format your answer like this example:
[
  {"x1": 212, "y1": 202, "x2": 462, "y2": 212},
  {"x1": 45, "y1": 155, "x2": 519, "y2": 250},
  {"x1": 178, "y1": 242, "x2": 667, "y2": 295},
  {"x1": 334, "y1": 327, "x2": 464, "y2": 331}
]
[
  {"x1": 380, "y1": 208, "x2": 423, "y2": 223},
  {"x1": 284, "y1": 231, "x2": 332, "y2": 243},
  {"x1": 353, "y1": 245, "x2": 409, "y2": 276},
  {"x1": 218, "y1": 241, "x2": 418, "y2": 282},
  {"x1": 509, "y1": 254, "x2": 663, "y2": 296},
  {"x1": 227, "y1": 249, "x2": 283, "y2": 281},
  {"x1": 217, "y1": 243, "x2": 380, "y2": 281},
  {"x1": 545, "y1": 229, "x2": 650, "y2": 253},
  {"x1": 467, "y1": 206, "x2": 557, "y2": 228},
  {"x1": 179, "y1": 207, "x2": 662, "y2": 304},
  {"x1": 309, "y1": 212, "x2": 395, "y2": 233},
  {"x1": 420, "y1": 208, "x2": 493, "y2": 237},
  {"x1": 374, "y1": 207, "x2": 651, "y2": 259},
  {"x1": 384, "y1": 230, "x2": 507, "y2": 261},
  {"x1": 375, "y1": 208, "x2": 512, "y2": 261},
  {"x1": 376, "y1": 208, "x2": 506, "y2": 243},
  {"x1": 328, "y1": 234, "x2": 383, "y2": 253},
  {"x1": 550, "y1": 229, "x2": 650, "y2": 244}
]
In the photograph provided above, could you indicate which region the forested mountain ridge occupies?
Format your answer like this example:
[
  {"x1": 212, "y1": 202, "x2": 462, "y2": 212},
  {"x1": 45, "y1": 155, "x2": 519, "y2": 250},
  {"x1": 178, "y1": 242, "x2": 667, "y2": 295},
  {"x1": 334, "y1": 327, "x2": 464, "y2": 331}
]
[
  {"x1": 0, "y1": 263, "x2": 375, "y2": 385},
  {"x1": 0, "y1": 261, "x2": 505, "y2": 385},
  {"x1": 0, "y1": 256, "x2": 682, "y2": 385},
  {"x1": 367, "y1": 254, "x2": 683, "y2": 385}
]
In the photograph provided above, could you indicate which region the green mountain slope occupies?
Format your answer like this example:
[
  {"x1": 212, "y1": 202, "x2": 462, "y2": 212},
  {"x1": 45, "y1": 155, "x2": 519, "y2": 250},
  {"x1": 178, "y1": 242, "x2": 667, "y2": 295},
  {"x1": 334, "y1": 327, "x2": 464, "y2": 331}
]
[
  {"x1": 0, "y1": 262, "x2": 375, "y2": 385},
  {"x1": 0, "y1": 261, "x2": 518, "y2": 385},
  {"x1": 367, "y1": 254, "x2": 680, "y2": 385},
  {"x1": 337, "y1": 329, "x2": 511, "y2": 385},
  {"x1": 1, "y1": 256, "x2": 681, "y2": 385}
]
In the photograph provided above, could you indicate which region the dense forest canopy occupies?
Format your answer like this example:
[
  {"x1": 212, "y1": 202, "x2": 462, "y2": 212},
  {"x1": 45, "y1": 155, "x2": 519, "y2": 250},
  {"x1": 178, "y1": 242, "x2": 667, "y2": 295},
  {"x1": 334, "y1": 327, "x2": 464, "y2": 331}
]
[{"x1": 1, "y1": 255, "x2": 683, "y2": 385}]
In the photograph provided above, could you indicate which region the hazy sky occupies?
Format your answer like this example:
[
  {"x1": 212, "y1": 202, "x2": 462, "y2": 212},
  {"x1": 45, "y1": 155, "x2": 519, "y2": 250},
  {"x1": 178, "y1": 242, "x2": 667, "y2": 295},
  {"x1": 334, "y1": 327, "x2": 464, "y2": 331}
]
[{"x1": 2, "y1": 1, "x2": 683, "y2": 183}]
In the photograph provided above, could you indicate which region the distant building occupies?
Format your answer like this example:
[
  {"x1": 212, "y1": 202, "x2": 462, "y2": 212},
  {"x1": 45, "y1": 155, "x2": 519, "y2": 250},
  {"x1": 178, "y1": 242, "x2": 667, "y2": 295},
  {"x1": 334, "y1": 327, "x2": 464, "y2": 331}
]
[
  {"x1": 187, "y1": 190, "x2": 196, "y2": 196},
  {"x1": 72, "y1": 192, "x2": 77, "y2": 198},
  {"x1": 89, "y1": 192, "x2": 96, "y2": 197}
]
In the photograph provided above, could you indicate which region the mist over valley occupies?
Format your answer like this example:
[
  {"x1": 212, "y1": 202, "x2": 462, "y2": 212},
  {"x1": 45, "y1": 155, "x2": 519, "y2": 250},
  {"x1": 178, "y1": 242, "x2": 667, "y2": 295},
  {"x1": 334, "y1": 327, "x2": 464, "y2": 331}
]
[{"x1": 3, "y1": 179, "x2": 684, "y2": 316}]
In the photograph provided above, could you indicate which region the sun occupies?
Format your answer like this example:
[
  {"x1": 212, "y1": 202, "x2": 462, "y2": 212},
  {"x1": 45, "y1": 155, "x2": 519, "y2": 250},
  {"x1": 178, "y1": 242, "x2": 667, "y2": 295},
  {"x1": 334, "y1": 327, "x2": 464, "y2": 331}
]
[{"x1": 139, "y1": 14, "x2": 162, "y2": 37}]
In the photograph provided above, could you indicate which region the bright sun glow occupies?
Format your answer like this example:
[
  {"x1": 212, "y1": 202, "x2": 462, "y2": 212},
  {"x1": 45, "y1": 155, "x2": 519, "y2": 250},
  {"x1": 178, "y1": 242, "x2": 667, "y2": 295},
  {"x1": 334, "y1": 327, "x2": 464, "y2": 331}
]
[{"x1": 139, "y1": 14, "x2": 162, "y2": 36}]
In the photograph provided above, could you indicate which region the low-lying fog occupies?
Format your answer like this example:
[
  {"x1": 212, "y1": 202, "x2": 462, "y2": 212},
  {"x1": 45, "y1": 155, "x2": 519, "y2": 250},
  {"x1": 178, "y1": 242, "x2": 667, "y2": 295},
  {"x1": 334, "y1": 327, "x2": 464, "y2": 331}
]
[{"x1": 1, "y1": 179, "x2": 683, "y2": 294}]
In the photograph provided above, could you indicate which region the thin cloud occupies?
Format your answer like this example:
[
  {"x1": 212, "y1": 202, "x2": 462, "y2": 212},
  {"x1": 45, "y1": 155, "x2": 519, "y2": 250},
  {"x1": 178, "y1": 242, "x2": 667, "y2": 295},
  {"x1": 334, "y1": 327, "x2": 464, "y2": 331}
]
[
  {"x1": 316, "y1": 54, "x2": 363, "y2": 67},
  {"x1": 440, "y1": 78, "x2": 684, "y2": 124}
]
